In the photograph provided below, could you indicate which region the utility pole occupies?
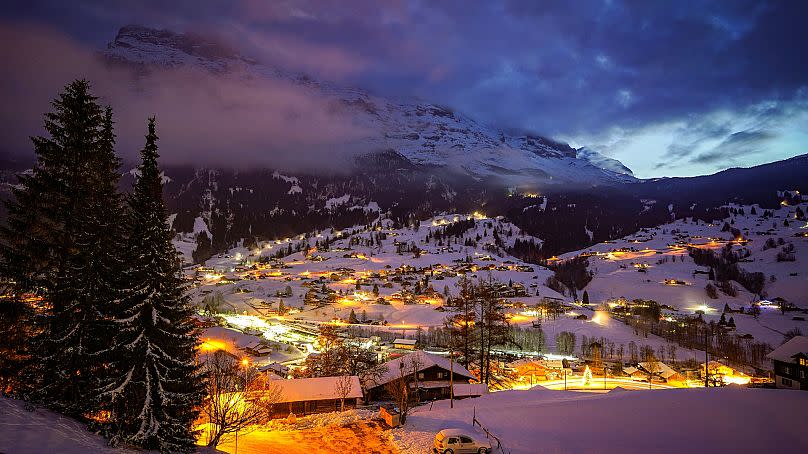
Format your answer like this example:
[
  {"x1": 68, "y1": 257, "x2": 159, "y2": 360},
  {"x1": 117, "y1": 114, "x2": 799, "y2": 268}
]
[
  {"x1": 704, "y1": 328, "x2": 711, "y2": 388},
  {"x1": 450, "y1": 337, "x2": 455, "y2": 409}
]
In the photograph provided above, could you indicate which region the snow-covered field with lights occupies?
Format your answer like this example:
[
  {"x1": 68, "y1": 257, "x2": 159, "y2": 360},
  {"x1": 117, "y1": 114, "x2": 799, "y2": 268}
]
[
  {"x1": 558, "y1": 201, "x2": 808, "y2": 347},
  {"x1": 177, "y1": 199, "x2": 807, "y2": 378},
  {"x1": 393, "y1": 386, "x2": 808, "y2": 454},
  {"x1": 180, "y1": 212, "x2": 710, "y2": 366}
]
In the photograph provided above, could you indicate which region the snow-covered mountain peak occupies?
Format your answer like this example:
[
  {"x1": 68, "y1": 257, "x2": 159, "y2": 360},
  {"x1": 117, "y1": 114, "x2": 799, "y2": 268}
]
[
  {"x1": 102, "y1": 25, "x2": 636, "y2": 185},
  {"x1": 104, "y1": 24, "x2": 254, "y2": 72},
  {"x1": 576, "y1": 147, "x2": 634, "y2": 176}
]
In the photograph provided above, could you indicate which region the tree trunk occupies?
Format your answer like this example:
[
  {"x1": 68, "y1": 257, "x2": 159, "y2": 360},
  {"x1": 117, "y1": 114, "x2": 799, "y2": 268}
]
[{"x1": 207, "y1": 430, "x2": 224, "y2": 448}]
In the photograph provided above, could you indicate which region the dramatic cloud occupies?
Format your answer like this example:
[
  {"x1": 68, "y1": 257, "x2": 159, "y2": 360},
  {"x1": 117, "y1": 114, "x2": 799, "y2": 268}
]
[
  {"x1": 0, "y1": 22, "x2": 373, "y2": 171},
  {"x1": 690, "y1": 130, "x2": 777, "y2": 165},
  {"x1": 3, "y1": 0, "x2": 808, "y2": 176}
]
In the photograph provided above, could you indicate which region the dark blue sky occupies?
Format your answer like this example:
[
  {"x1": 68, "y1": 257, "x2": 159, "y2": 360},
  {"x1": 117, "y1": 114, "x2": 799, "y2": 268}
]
[{"x1": 3, "y1": 0, "x2": 807, "y2": 177}]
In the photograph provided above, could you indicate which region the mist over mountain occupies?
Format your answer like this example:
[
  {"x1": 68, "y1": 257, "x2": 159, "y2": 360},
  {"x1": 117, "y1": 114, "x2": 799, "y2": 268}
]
[{"x1": 98, "y1": 25, "x2": 637, "y2": 186}]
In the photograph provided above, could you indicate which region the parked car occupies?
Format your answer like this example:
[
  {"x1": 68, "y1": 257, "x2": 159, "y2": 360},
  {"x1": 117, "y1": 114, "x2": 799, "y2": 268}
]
[{"x1": 433, "y1": 428, "x2": 491, "y2": 454}]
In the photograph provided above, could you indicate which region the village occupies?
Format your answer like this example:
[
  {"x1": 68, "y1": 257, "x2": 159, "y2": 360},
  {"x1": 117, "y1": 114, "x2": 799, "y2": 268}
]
[{"x1": 176, "y1": 199, "x2": 808, "y2": 452}]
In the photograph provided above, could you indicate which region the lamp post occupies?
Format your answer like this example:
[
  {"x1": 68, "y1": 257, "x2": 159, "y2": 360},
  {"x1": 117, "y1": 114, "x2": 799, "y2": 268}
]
[
  {"x1": 450, "y1": 347, "x2": 454, "y2": 409},
  {"x1": 242, "y1": 358, "x2": 250, "y2": 388}
]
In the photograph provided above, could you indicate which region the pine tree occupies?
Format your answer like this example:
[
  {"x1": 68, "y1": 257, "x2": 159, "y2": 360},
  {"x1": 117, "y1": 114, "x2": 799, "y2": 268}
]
[
  {"x1": 103, "y1": 118, "x2": 202, "y2": 451},
  {"x1": 0, "y1": 294, "x2": 32, "y2": 394},
  {"x1": 0, "y1": 80, "x2": 122, "y2": 415}
]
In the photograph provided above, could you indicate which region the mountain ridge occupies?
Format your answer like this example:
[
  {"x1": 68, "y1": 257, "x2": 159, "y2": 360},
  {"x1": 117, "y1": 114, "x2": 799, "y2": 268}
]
[{"x1": 102, "y1": 24, "x2": 635, "y2": 185}]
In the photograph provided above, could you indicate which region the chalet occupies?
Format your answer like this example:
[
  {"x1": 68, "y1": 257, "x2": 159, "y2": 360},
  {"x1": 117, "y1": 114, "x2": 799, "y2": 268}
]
[
  {"x1": 393, "y1": 338, "x2": 418, "y2": 350},
  {"x1": 507, "y1": 358, "x2": 568, "y2": 381},
  {"x1": 243, "y1": 341, "x2": 273, "y2": 357},
  {"x1": 634, "y1": 362, "x2": 687, "y2": 386},
  {"x1": 365, "y1": 350, "x2": 479, "y2": 401},
  {"x1": 766, "y1": 335, "x2": 808, "y2": 390},
  {"x1": 258, "y1": 362, "x2": 290, "y2": 378},
  {"x1": 269, "y1": 375, "x2": 363, "y2": 418}
]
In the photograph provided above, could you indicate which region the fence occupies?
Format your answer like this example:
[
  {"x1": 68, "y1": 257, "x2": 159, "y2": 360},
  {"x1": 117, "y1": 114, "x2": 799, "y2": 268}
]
[{"x1": 472, "y1": 406, "x2": 509, "y2": 454}]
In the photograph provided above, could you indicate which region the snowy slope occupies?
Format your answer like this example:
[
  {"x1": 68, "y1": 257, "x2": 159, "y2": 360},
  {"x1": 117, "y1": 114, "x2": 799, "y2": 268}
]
[
  {"x1": 560, "y1": 200, "x2": 808, "y2": 346},
  {"x1": 394, "y1": 386, "x2": 808, "y2": 454},
  {"x1": 0, "y1": 397, "x2": 139, "y2": 454},
  {"x1": 576, "y1": 146, "x2": 634, "y2": 176},
  {"x1": 103, "y1": 25, "x2": 634, "y2": 185},
  {"x1": 185, "y1": 213, "x2": 701, "y2": 362}
]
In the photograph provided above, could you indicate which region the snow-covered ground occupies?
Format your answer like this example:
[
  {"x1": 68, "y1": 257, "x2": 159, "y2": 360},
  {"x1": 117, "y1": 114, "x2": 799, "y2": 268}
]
[
  {"x1": 186, "y1": 213, "x2": 557, "y2": 327},
  {"x1": 558, "y1": 201, "x2": 808, "y2": 347},
  {"x1": 393, "y1": 386, "x2": 808, "y2": 454},
  {"x1": 198, "y1": 409, "x2": 396, "y2": 454},
  {"x1": 181, "y1": 202, "x2": 807, "y2": 371},
  {"x1": 182, "y1": 213, "x2": 706, "y2": 364},
  {"x1": 0, "y1": 397, "x2": 195, "y2": 454}
]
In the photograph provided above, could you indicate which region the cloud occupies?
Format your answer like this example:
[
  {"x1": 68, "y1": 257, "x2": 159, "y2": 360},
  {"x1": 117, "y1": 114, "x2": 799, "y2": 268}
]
[
  {"x1": 223, "y1": 23, "x2": 370, "y2": 80},
  {"x1": 0, "y1": 22, "x2": 373, "y2": 171},
  {"x1": 3, "y1": 0, "x2": 808, "y2": 177},
  {"x1": 690, "y1": 130, "x2": 776, "y2": 165}
]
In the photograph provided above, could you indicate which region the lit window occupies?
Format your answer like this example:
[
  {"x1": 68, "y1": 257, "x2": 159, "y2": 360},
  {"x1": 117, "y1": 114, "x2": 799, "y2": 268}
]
[
  {"x1": 437, "y1": 372, "x2": 443, "y2": 379},
  {"x1": 418, "y1": 372, "x2": 424, "y2": 380}
]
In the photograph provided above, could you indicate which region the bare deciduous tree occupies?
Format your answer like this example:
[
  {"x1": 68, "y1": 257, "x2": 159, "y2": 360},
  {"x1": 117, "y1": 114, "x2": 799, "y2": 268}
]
[
  {"x1": 384, "y1": 357, "x2": 418, "y2": 424},
  {"x1": 334, "y1": 375, "x2": 354, "y2": 411},
  {"x1": 201, "y1": 351, "x2": 281, "y2": 448},
  {"x1": 643, "y1": 355, "x2": 661, "y2": 389}
]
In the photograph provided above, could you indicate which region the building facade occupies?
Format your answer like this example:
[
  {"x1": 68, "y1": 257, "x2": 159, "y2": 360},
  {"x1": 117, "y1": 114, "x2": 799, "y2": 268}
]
[{"x1": 767, "y1": 336, "x2": 808, "y2": 390}]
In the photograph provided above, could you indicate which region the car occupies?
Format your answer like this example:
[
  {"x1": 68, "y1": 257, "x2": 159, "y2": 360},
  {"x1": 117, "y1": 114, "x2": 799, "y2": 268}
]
[{"x1": 432, "y1": 428, "x2": 492, "y2": 454}]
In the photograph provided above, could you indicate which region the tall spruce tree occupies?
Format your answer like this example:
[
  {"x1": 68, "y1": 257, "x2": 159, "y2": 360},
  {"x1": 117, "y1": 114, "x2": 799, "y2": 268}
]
[
  {"x1": 0, "y1": 80, "x2": 122, "y2": 415},
  {"x1": 103, "y1": 118, "x2": 202, "y2": 451}
]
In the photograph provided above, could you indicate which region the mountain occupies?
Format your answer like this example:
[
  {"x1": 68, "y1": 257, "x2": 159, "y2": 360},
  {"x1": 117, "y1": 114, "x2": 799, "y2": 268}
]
[
  {"x1": 103, "y1": 25, "x2": 635, "y2": 185},
  {"x1": 632, "y1": 153, "x2": 808, "y2": 206},
  {"x1": 576, "y1": 147, "x2": 634, "y2": 176}
]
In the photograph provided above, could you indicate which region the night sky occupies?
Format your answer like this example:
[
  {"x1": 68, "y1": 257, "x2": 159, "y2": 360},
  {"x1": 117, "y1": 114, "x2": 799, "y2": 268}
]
[{"x1": 2, "y1": 0, "x2": 807, "y2": 177}]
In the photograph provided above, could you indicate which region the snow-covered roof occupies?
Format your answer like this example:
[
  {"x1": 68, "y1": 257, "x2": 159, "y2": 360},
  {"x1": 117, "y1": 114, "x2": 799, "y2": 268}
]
[
  {"x1": 369, "y1": 351, "x2": 475, "y2": 388},
  {"x1": 507, "y1": 358, "x2": 540, "y2": 368},
  {"x1": 767, "y1": 336, "x2": 808, "y2": 363},
  {"x1": 637, "y1": 362, "x2": 680, "y2": 380},
  {"x1": 258, "y1": 362, "x2": 289, "y2": 374},
  {"x1": 393, "y1": 338, "x2": 417, "y2": 345},
  {"x1": 453, "y1": 383, "x2": 489, "y2": 397},
  {"x1": 273, "y1": 376, "x2": 362, "y2": 403},
  {"x1": 507, "y1": 358, "x2": 565, "y2": 369}
]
